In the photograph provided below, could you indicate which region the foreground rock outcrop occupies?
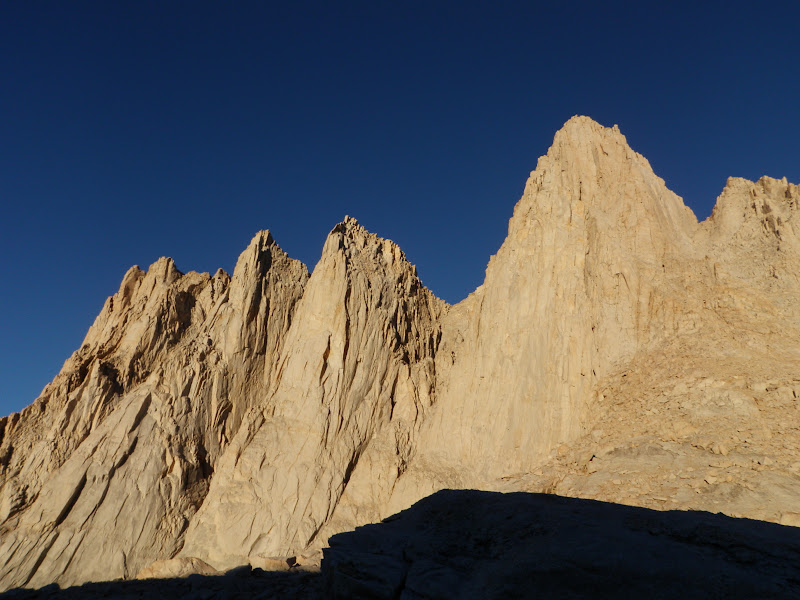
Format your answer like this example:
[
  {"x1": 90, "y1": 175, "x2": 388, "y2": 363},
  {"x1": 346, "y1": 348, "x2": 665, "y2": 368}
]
[
  {"x1": 0, "y1": 566, "x2": 322, "y2": 599},
  {"x1": 1, "y1": 116, "x2": 798, "y2": 592},
  {"x1": 323, "y1": 490, "x2": 800, "y2": 599}
]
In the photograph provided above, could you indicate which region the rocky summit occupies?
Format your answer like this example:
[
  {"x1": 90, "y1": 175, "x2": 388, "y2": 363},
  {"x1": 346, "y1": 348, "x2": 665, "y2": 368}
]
[{"x1": 1, "y1": 117, "x2": 799, "y2": 596}]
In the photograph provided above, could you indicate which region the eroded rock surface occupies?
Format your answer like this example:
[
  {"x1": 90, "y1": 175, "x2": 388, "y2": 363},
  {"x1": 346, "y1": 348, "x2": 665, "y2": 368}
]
[
  {"x1": 1, "y1": 116, "x2": 799, "y2": 592},
  {"x1": 0, "y1": 232, "x2": 308, "y2": 589},
  {"x1": 179, "y1": 218, "x2": 445, "y2": 569}
]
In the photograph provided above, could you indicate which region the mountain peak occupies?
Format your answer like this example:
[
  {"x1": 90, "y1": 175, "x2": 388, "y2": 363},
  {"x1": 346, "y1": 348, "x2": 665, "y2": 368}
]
[
  {"x1": 561, "y1": 114, "x2": 616, "y2": 131},
  {"x1": 251, "y1": 228, "x2": 274, "y2": 246},
  {"x1": 546, "y1": 116, "x2": 635, "y2": 166},
  {"x1": 2, "y1": 120, "x2": 800, "y2": 592}
]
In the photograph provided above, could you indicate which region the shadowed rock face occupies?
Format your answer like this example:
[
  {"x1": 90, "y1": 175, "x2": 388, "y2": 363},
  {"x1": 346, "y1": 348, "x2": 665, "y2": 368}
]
[
  {"x1": 323, "y1": 490, "x2": 800, "y2": 600},
  {"x1": 2, "y1": 117, "x2": 800, "y2": 591},
  {"x1": 0, "y1": 565, "x2": 323, "y2": 599}
]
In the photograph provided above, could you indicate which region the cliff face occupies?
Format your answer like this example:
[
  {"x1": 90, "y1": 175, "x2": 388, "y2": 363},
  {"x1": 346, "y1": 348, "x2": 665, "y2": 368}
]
[
  {"x1": 407, "y1": 118, "x2": 702, "y2": 484},
  {"x1": 0, "y1": 233, "x2": 309, "y2": 588},
  {"x1": 1, "y1": 117, "x2": 799, "y2": 590},
  {"x1": 179, "y1": 218, "x2": 445, "y2": 569}
]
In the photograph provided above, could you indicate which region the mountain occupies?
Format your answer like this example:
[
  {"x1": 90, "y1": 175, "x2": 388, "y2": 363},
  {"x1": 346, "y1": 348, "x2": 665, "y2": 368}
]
[{"x1": 1, "y1": 116, "x2": 798, "y2": 591}]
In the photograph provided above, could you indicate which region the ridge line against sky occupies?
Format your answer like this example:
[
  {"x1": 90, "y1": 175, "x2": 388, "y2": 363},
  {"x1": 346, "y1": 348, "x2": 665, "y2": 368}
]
[{"x1": 1, "y1": 1, "x2": 799, "y2": 415}]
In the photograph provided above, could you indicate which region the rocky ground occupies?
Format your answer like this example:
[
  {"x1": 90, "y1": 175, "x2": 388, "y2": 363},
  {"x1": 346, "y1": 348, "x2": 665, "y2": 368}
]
[
  {"x1": 495, "y1": 338, "x2": 800, "y2": 528},
  {"x1": 0, "y1": 566, "x2": 323, "y2": 600},
  {"x1": 323, "y1": 490, "x2": 800, "y2": 599},
  {"x1": 7, "y1": 489, "x2": 800, "y2": 599}
]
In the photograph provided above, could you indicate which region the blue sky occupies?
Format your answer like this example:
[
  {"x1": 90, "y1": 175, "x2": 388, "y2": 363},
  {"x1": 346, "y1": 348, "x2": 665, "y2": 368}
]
[{"x1": 1, "y1": 1, "x2": 799, "y2": 416}]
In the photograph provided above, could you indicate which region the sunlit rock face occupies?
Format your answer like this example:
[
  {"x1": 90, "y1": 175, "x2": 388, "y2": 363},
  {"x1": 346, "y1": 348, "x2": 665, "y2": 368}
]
[
  {"x1": 0, "y1": 232, "x2": 309, "y2": 589},
  {"x1": 179, "y1": 217, "x2": 446, "y2": 569},
  {"x1": 2, "y1": 117, "x2": 799, "y2": 590}
]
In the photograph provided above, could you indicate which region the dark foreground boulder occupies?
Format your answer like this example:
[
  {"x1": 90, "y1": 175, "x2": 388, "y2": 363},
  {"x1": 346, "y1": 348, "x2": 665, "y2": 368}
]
[
  {"x1": 323, "y1": 490, "x2": 800, "y2": 599},
  {"x1": 0, "y1": 566, "x2": 321, "y2": 599}
]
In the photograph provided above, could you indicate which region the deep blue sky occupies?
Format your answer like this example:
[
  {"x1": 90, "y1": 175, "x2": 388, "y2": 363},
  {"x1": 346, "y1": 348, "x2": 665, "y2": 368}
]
[{"x1": 2, "y1": 1, "x2": 798, "y2": 416}]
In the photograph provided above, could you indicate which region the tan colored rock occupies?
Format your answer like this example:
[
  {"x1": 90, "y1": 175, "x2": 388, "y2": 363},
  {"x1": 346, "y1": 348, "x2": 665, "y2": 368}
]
[
  {"x1": 1, "y1": 116, "x2": 799, "y2": 591},
  {"x1": 780, "y1": 512, "x2": 800, "y2": 527},
  {"x1": 389, "y1": 117, "x2": 706, "y2": 503},
  {"x1": 0, "y1": 231, "x2": 308, "y2": 589},
  {"x1": 250, "y1": 555, "x2": 296, "y2": 571},
  {"x1": 136, "y1": 556, "x2": 217, "y2": 579},
  {"x1": 394, "y1": 118, "x2": 800, "y2": 528},
  {"x1": 178, "y1": 217, "x2": 444, "y2": 569}
]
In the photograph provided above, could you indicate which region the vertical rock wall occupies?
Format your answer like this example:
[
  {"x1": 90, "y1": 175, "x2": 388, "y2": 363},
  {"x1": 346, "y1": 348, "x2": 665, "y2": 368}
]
[
  {"x1": 401, "y1": 118, "x2": 700, "y2": 488},
  {"x1": 179, "y1": 218, "x2": 445, "y2": 568}
]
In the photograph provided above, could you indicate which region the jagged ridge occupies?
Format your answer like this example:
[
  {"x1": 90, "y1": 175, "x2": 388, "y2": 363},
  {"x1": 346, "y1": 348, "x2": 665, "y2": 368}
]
[{"x1": 1, "y1": 117, "x2": 799, "y2": 590}]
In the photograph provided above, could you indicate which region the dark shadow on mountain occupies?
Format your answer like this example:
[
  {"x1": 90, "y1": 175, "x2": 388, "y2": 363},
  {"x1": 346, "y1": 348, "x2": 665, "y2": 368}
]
[
  {"x1": 0, "y1": 566, "x2": 322, "y2": 599},
  {"x1": 323, "y1": 490, "x2": 800, "y2": 599},
  {"x1": 5, "y1": 490, "x2": 800, "y2": 599}
]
